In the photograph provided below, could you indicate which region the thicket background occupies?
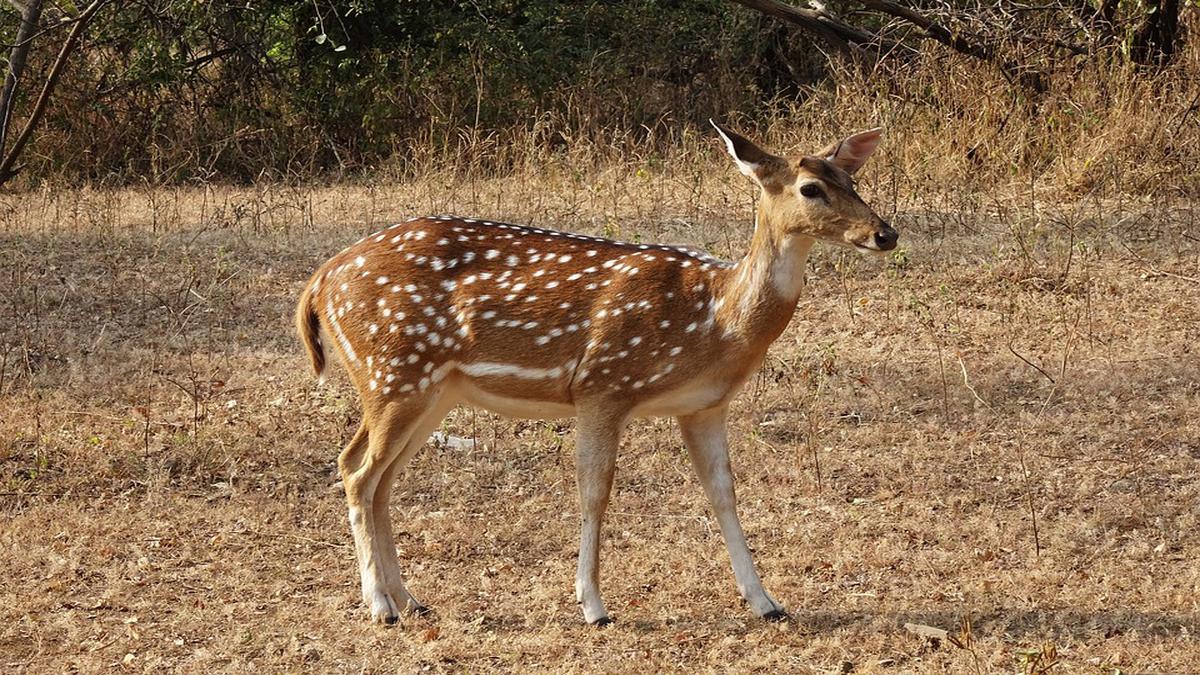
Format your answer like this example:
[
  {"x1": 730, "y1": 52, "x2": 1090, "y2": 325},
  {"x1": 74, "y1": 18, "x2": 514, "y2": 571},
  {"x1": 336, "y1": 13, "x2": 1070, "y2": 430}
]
[
  {"x1": 1, "y1": 0, "x2": 1198, "y2": 193},
  {"x1": 3, "y1": 0, "x2": 800, "y2": 182}
]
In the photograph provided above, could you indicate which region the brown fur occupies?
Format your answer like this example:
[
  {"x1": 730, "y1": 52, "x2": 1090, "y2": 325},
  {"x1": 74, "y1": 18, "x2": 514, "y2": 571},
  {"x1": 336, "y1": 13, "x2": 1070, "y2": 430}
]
[{"x1": 303, "y1": 216, "x2": 743, "y2": 408}]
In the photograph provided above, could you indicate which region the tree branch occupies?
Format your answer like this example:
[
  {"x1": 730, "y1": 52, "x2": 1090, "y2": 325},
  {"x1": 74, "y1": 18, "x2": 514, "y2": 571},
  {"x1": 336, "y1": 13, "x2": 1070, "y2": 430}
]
[
  {"x1": 725, "y1": 0, "x2": 909, "y2": 58},
  {"x1": 858, "y1": 0, "x2": 997, "y2": 62},
  {"x1": 728, "y1": 0, "x2": 1042, "y2": 90},
  {"x1": 728, "y1": 0, "x2": 851, "y2": 56},
  {"x1": 0, "y1": 0, "x2": 110, "y2": 186},
  {"x1": 184, "y1": 45, "x2": 240, "y2": 71},
  {"x1": 0, "y1": 11, "x2": 103, "y2": 50}
]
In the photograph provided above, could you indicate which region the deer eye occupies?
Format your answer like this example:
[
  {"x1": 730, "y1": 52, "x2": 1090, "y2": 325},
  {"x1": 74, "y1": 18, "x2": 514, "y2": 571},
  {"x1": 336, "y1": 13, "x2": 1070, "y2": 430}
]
[{"x1": 799, "y1": 183, "x2": 824, "y2": 199}]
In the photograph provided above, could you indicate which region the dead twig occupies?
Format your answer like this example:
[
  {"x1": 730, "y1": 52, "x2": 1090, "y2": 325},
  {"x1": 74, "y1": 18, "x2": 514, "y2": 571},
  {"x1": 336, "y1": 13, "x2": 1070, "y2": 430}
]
[{"x1": 1007, "y1": 343, "x2": 1056, "y2": 384}]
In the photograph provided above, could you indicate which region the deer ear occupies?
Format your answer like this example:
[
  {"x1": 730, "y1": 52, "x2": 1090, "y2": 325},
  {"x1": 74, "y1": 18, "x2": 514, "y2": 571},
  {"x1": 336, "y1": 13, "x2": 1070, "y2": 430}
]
[
  {"x1": 710, "y1": 120, "x2": 784, "y2": 186},
  {"x1": 820, "y1": 128, "x2": 883, "y2": 175}
]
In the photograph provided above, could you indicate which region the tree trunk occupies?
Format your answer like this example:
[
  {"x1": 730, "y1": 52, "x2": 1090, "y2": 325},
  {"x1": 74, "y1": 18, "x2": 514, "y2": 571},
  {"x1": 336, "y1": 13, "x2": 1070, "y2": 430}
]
[
  {"x1": 1131, "y1": 0, "x2": 1181, "y2": 66},
  {"x1": 0, "y1": 0, "x2": 46, "y2": 155},
  {"x1": 0, "y1": 0, "x2": 109, "y2": 186}
]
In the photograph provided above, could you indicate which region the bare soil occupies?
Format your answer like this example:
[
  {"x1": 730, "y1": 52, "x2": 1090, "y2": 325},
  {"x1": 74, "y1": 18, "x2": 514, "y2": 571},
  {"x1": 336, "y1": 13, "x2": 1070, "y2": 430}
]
[{"x1": 1, "y1": 178, "x2": 1197, "y2": 673}]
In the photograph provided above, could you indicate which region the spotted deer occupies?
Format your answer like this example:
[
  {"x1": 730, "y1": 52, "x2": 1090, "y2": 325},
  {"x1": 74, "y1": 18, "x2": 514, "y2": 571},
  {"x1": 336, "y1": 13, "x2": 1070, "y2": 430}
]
[{"x1": 296, "y1": 122, "x2": 897, "y2": 625}]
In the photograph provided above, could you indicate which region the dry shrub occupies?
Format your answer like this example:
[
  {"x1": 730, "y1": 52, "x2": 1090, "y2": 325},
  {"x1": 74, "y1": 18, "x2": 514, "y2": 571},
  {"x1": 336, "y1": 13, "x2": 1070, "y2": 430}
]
[
  {"x1": 6, "y1": 6, "x2": 1199, "y2": 198},
  {"x1": 368, "y1": 39, "x2": 1200, "y2": 202}
]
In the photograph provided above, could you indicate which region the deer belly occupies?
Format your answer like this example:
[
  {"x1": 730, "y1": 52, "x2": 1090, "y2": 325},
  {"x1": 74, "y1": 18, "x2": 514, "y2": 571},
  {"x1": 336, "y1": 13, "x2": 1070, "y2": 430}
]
[
  {"x1": 632, "y1": 375, "x2": 740, "y2": 418},
  {"x1": 452, "y1": 362, "x2": 577, "y2": 419}
]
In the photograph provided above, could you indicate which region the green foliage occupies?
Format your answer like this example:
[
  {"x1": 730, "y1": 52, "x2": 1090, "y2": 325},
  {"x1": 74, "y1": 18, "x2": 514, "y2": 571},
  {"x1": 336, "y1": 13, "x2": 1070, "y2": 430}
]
[{"x1": 2, "y1": 0, "x2": 815, "y2": 183}]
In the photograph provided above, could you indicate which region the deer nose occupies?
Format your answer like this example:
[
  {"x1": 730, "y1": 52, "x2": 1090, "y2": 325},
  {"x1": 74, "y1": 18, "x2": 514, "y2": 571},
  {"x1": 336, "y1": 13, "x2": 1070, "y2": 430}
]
[{"x1": 874, "y1": 225, "x2": 899, "y2": 251}]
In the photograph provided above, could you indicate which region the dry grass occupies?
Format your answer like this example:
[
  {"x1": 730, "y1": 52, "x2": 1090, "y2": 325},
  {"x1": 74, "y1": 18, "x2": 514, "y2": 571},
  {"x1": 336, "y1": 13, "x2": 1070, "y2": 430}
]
[{"x1": 1, "y1": 155, "x2": 1198, "y2": 673}]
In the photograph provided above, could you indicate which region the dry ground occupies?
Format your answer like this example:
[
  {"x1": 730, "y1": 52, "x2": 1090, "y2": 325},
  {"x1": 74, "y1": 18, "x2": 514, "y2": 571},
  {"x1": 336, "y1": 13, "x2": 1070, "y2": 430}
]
[{"x1": 1, "y1": 173, "x2": 1198, "y2": 673}]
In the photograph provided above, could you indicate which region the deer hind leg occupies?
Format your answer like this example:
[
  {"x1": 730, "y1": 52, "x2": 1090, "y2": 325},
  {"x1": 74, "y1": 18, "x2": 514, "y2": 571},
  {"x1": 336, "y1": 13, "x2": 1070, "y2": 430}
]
[
  {"x1": 678, "y1": 406, "x2": 786, "y2": 620},
  {"x1": 368, "y1": 394, "x2": 458, "y2": 618},
  {"x1": 340, "y1": 395, "x2": 449, "y2": 624},
  {"x1": 573, "y1": 405, "x2": 628, "y2": 625}
]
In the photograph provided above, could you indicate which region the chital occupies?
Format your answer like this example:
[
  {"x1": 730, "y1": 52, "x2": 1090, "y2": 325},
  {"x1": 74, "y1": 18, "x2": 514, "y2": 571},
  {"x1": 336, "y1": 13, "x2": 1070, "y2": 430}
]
[{"x1": 296, "y1": 122, "x2": 898, "y2": 624}]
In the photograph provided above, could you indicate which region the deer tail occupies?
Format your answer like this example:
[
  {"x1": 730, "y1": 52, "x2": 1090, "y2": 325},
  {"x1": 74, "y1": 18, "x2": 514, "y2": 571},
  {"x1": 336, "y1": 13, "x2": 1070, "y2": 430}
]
[{"x1": 296, "y1": 274, "x2": 327, "y2": 382}]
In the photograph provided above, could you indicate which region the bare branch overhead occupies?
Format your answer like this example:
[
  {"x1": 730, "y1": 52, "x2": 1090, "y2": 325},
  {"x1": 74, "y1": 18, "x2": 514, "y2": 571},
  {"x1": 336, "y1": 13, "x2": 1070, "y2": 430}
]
[{"x1": 727, "y1": 0, "x2": 1052, "y2": 92}]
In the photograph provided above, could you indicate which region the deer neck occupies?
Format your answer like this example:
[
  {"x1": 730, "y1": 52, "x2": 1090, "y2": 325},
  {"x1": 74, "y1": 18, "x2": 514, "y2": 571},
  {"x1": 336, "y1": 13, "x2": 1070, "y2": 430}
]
[{"x1": 714, "y1": 204, "x2": 813, "y2": 345}]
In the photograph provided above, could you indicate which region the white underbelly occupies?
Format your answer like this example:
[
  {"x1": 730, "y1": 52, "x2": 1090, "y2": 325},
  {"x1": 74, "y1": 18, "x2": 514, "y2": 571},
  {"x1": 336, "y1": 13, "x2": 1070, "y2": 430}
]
[
  {"x1": 440, "y1": 368, "x2": 743, "y2": 421},
  {"x1": 632, "y1": 377, "x2": 737, "y2": 418},
  {"x1": 451, "y1": 380, "x2": 576, "y2": 419}
]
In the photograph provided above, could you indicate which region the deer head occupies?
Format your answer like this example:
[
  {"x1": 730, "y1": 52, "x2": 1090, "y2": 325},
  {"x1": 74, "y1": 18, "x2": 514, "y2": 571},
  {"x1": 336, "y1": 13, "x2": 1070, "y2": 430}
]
[{"x1": 711, "y1": 121, "x2": 898, "y2": 253}]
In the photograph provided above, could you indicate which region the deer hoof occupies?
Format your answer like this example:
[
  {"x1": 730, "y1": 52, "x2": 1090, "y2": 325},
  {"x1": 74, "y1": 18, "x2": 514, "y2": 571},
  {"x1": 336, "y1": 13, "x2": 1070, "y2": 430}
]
[{"x1": 762, "y1": 608, "x2": 790, "y2": 622}]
